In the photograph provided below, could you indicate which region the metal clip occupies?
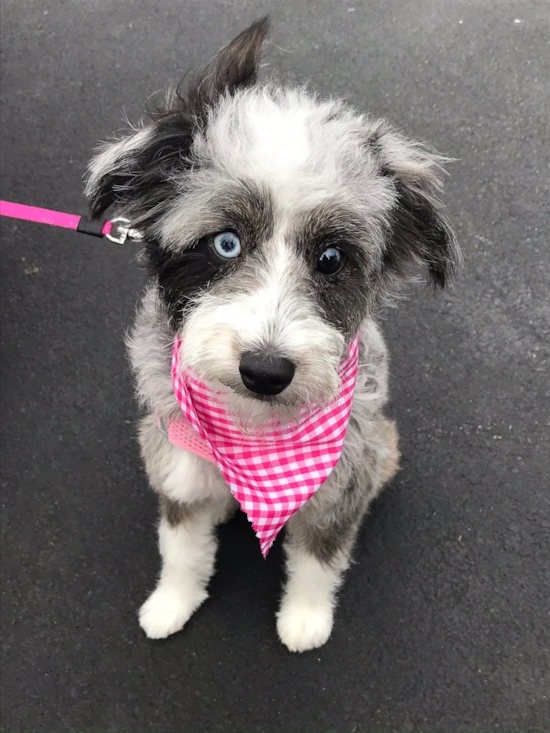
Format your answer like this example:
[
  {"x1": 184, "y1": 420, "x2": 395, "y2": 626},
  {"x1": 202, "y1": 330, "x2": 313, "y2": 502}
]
[{"x1": 105, "y1": 217, "x2": 144, "y2": 245}]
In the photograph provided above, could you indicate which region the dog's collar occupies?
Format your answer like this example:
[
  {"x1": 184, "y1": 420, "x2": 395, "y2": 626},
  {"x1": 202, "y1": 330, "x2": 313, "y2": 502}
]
[{"x1": 165, "y1": 336, "x2": 359, "y2": 556}]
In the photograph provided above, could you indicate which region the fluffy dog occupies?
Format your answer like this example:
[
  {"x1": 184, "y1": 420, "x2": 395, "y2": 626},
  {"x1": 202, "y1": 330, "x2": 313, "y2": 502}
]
[{"x1": 85, "y1": 18, "x2": 459, "y2": 652}]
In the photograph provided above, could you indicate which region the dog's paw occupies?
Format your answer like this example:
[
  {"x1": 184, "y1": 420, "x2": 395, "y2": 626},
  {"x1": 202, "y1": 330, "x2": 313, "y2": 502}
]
[
  {"x1": 139, "y1": 584, "x2": 207, "y2": 639},
  {"x1": 276, "y1": 602, "x2": 334, "y2": 653}
]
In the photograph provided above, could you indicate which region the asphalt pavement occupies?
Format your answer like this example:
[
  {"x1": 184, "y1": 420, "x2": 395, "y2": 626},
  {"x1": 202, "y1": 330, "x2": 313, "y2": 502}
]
[{"x1": 1, "y1": 1, "x2": 549, "y2": 731}]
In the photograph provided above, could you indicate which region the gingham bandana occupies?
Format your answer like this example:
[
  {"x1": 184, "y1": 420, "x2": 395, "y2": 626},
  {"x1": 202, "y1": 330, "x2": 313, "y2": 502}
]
[{"x1": 167, "y1": 336, "x2": 359, "y2": 556}]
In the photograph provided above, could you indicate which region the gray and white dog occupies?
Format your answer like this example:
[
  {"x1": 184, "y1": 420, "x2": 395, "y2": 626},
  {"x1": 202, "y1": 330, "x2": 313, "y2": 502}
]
[{"x1": 85, "y1": 18, "x2": 459, "y2": 652}]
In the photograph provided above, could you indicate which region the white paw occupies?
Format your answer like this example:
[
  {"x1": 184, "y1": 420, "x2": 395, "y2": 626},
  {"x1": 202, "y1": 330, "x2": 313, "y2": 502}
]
[
  {"x1": 276, "y1": 602, "x2": 334, "y2": 653},
  {"x1": 139, "y1": 583, "x2": 207, "y2": 639}
]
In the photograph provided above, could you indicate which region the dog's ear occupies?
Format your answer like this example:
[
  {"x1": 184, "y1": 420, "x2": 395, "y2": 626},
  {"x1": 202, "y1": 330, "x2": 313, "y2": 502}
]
[
  {"x1": 372, "y1": 128, "x2": 461, "y2": 289},
  {"x1": 85, "y1": 18, "x2": 269, "y2": 221},
  {"x1": 84, "y1": 116, "x2": 195, "y2": 221},
  {"x1": 187, "y1": 16, "x2": 270, "y2": 119}
]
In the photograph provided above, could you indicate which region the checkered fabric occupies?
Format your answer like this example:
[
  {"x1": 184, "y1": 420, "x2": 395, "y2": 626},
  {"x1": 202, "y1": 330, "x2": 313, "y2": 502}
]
[{"x1": 168, "y1": 336, "x2": 359, "y2": 556}]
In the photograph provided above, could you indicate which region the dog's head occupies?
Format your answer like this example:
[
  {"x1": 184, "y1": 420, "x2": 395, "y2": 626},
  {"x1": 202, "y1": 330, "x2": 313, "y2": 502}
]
[{"x1": 86, "y1": 18, "x2": 460, "y2": 425}]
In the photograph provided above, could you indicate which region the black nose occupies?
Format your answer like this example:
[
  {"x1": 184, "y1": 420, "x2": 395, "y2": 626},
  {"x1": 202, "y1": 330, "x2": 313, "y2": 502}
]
[{"x1": 239, "y1": 352, "x2": 295, "y2": 396}]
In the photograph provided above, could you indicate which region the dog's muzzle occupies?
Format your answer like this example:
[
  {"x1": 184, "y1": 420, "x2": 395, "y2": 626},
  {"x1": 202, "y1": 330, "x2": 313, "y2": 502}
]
[{"x1": 239, "y1": 352, "x2": 295, "y2": 396}]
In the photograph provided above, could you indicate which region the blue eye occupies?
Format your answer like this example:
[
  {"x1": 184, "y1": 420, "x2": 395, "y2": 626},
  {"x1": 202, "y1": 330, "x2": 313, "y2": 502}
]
[
  {"x1": 317, "y1": 247, "x2": 343, "y2": 275},
  {"x1": 212, "y1": 231, "x2": 241, "y2": 259}
]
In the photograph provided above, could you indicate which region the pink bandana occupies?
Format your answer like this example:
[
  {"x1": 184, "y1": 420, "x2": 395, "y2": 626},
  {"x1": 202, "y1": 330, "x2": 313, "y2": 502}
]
[{"x1": 166, "y1": 336, "x2": 359, "y2": 556}]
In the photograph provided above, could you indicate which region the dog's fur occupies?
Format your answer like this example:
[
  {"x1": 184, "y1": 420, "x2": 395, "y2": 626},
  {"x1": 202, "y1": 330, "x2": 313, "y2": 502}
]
[{"x1": 85, "y1": 18, "x2": 460, "y2": 652}]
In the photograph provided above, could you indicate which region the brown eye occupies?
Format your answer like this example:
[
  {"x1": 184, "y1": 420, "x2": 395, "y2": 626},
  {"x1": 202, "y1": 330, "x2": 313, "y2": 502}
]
[{"x1": 317, "y1": 247, "x2": 343, "y2": 275}]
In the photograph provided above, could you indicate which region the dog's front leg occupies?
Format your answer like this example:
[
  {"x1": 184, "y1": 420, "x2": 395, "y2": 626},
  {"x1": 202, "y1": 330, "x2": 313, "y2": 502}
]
[
  {"x1": 277, "y1": 415, "x2": 399, "y2": 652},
  {"x1": 138, "y1": 496, "x2": 221, "y2": 639},
  {"x1": 277, "y1": 510, "x2": 361, "y2": 653},
  {"x1": 137, "y1": 415, "x2": 235, "y2": 639}
]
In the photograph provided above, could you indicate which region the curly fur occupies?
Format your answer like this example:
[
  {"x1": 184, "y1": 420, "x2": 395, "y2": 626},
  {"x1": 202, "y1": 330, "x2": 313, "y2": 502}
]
[{"x1": 86, "y1": 17, "x2": 458, "y2": 651}]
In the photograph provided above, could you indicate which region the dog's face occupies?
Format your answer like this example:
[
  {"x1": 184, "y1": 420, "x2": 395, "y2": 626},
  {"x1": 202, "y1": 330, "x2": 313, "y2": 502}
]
[{"x1": 86, "y1": 18, "x2": 459, "y2": 425}]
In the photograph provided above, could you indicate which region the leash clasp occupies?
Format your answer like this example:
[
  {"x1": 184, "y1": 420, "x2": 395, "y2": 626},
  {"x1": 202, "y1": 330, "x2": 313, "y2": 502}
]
[{"x1": 105, "y1": 217, "x2": 144, "y2": 245}]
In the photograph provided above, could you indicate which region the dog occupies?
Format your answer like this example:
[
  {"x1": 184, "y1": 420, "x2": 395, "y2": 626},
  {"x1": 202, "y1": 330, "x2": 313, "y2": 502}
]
[{"x1": 85, "y1": 17, "x2": 460, "y2": 652}]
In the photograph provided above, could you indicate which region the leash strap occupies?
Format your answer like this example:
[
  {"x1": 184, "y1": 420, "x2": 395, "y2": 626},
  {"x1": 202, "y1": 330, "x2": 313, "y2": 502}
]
[{"x1": 0, "y1": 200, "x2": 142, "y2": 245}]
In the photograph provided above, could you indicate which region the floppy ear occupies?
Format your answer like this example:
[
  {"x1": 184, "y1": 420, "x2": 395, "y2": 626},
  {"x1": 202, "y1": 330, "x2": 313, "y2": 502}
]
[
  {"x1": 85, "y1": 17, "x2": 270, "y2": 221},
  {"x1": 373, "y1": 128, "x2": 461, "y2": 289},
  {"x1": 85, "y1": 126, "x2": 170, "y2": 220}
]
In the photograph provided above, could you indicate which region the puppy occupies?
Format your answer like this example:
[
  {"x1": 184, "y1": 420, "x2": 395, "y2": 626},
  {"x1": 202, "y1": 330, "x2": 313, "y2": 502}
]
[{"x1": 85, "y1": 18, "x2": 459, "y2": 652}]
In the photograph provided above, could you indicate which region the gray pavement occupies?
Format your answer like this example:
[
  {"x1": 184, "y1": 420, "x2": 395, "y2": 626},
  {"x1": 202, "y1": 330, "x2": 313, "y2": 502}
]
[{"x1": 1, "y1": 1, "x2": 549, "y2": 731}]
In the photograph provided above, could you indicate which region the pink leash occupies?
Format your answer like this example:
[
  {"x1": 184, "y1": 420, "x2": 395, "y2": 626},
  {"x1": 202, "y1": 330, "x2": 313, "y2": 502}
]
[{"x1": 0, "y1": 200, "x2": 142, "y2": 245}]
